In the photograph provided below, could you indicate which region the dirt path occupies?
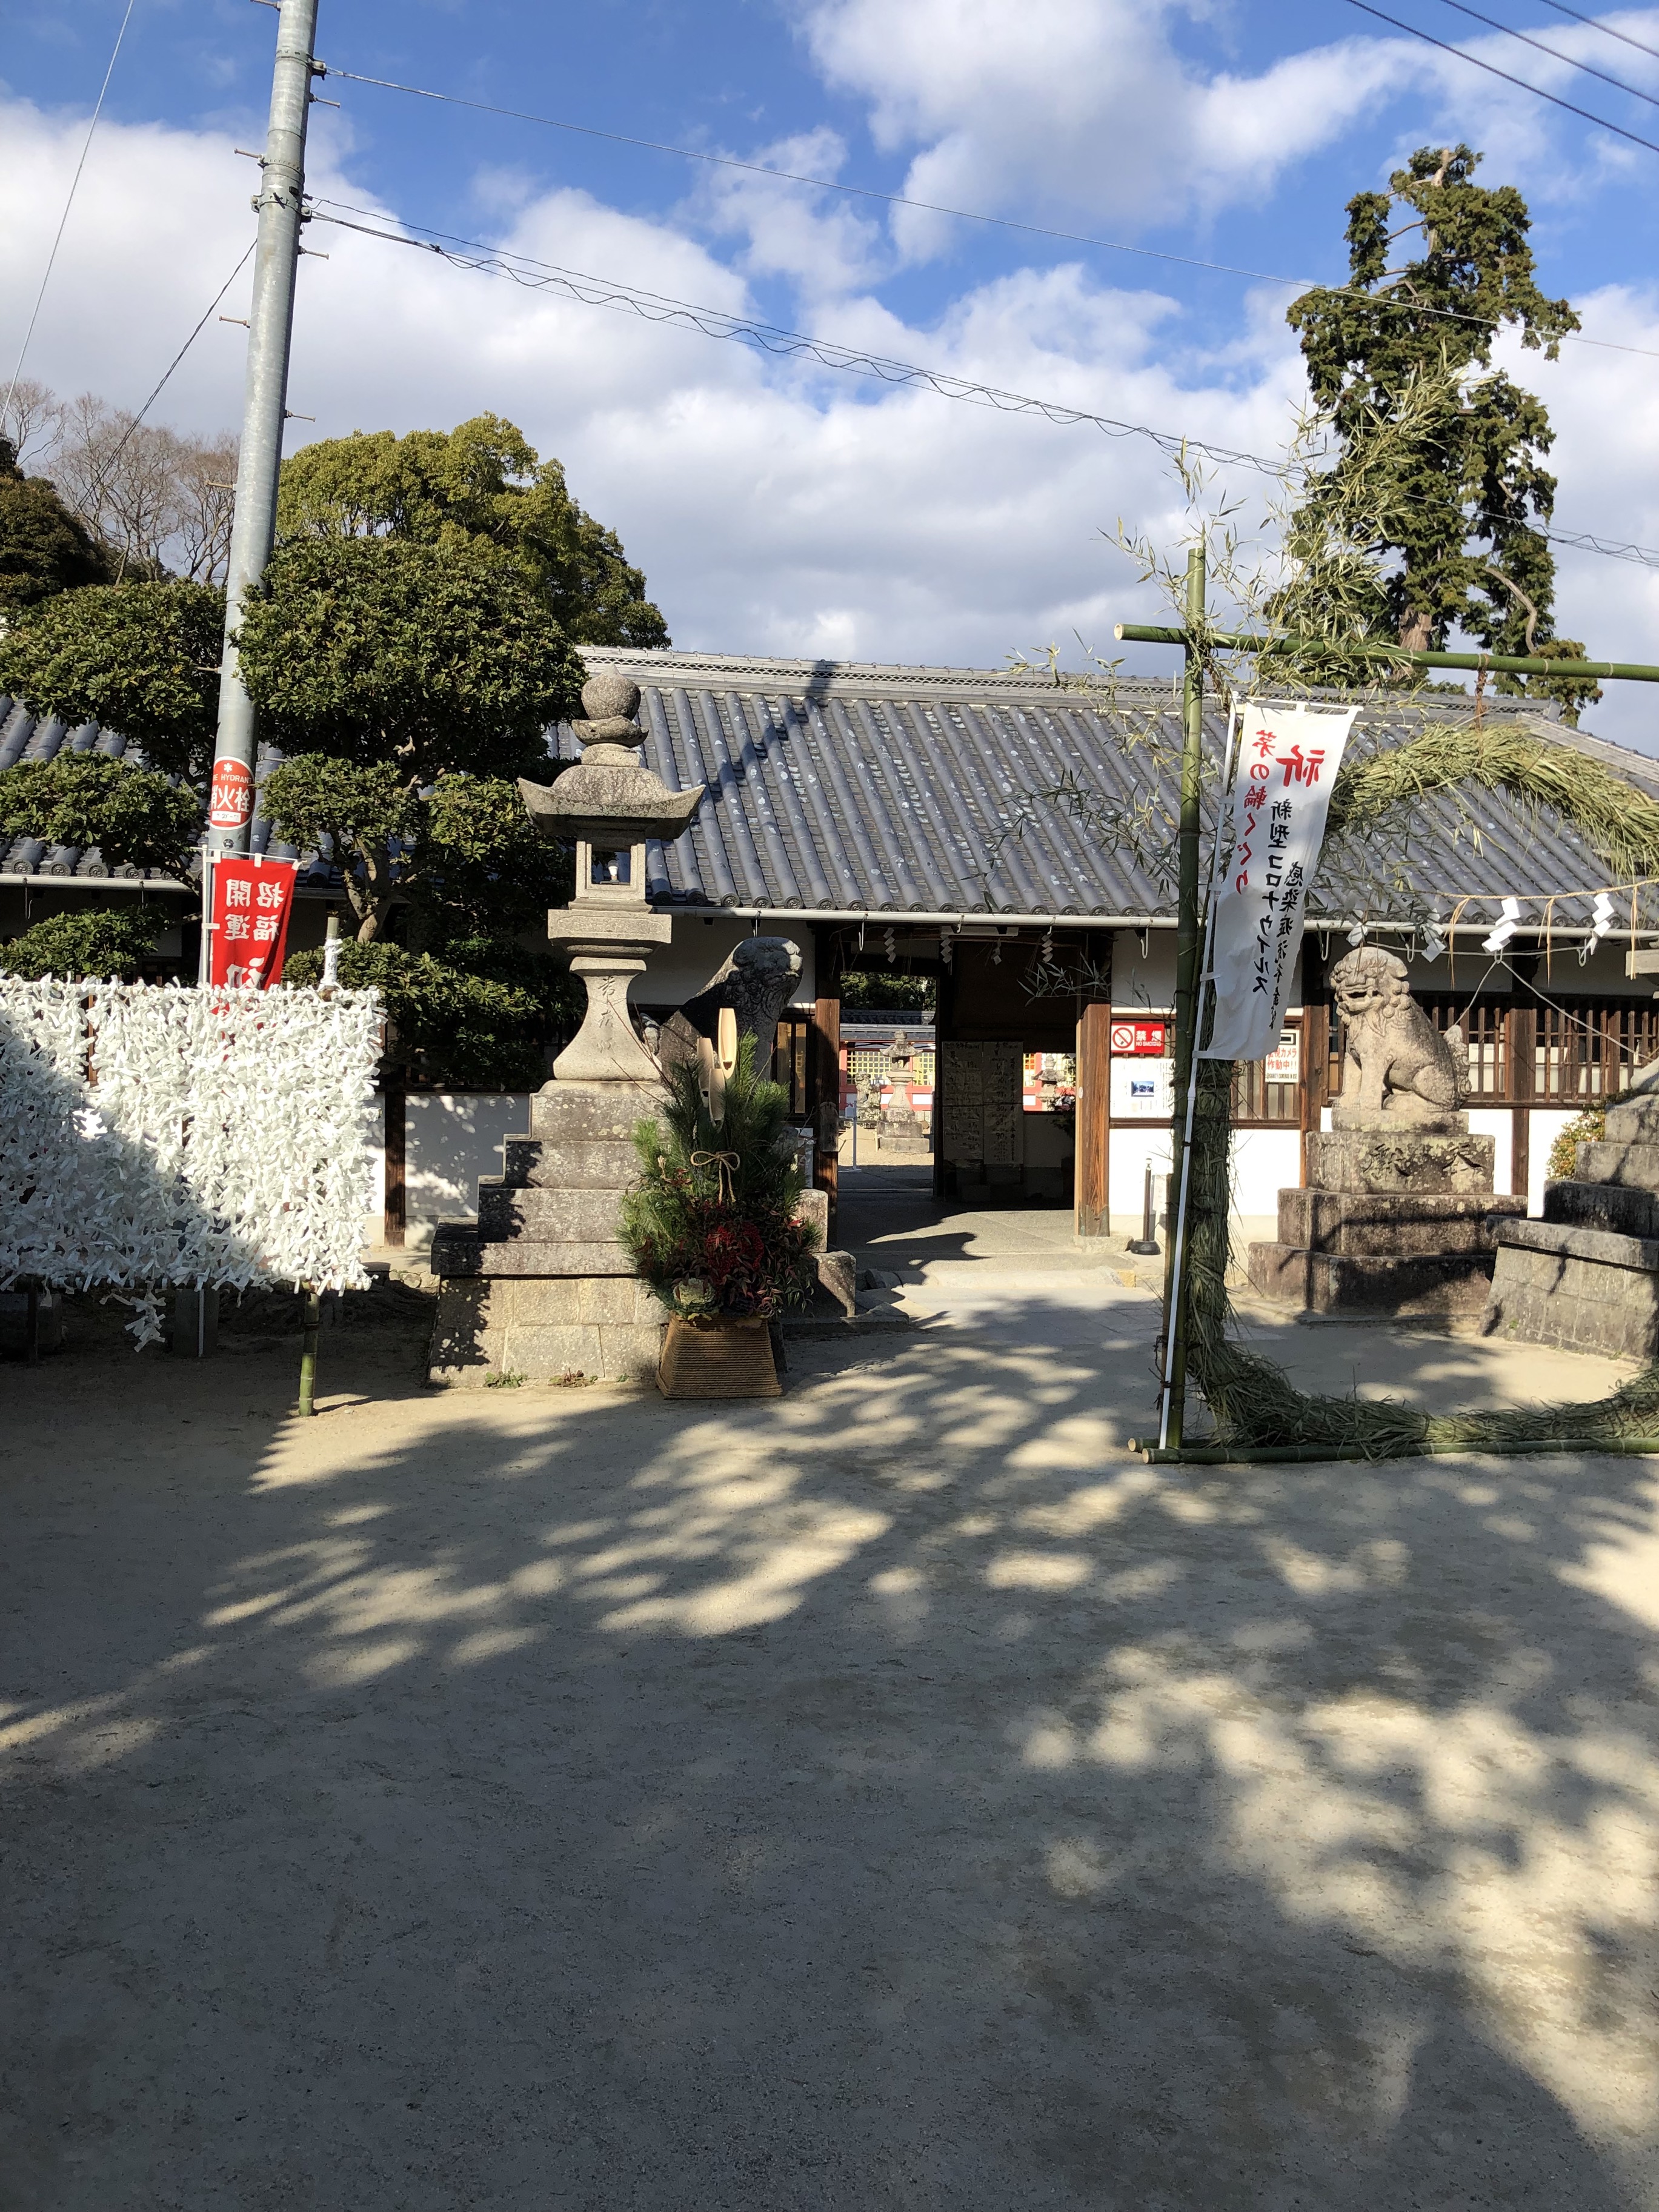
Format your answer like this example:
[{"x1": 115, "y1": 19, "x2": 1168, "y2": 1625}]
[{"x1": 3, "y1": 1280, "x2": 1658, "y2": 2208}]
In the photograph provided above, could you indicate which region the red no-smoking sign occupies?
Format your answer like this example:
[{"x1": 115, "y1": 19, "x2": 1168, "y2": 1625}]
[{"x1": 1111, "y1": 1020, "x2": 1166, "y2": 1056}]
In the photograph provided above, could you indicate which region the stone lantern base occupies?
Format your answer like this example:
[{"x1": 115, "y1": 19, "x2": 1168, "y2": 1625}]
[{"x1": 428, "y1": 1079, "x2": 667, "y2": 1385}]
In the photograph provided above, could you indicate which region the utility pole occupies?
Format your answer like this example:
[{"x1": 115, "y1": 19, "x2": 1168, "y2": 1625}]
[{"x1": 202, "y1": 0, "x2": 321, "y2": 958}]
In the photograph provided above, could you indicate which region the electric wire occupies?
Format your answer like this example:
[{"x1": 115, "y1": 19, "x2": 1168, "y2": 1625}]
[
  {"x1": 310, "y1": 198, "x2": 1659, "y2": 573},
  {"x1": 1538, "y1": 0, "x2": 1659, "y2": 68},
  {"x1": 84, "y1": 241, "x2": 257, "y2": 504},
  {"x1": 1342, "y1": 0, "x2": 1659, "y2": 156},
  {"x1": 307, "y1": 202, "x2": 1286, "y2": 475},
  {"x1": 2, "y1": 0, "x2": 138, "y2": 436},
  {"x1": 319, "y1": 60, "x2": 1659, "y2": 362},
  {"x1": 1435, "y1": 0, "x2": 1659, "y2": 108}
]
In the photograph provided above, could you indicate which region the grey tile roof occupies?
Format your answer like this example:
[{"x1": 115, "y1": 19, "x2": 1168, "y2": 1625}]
[
  {"x1": 5, "y1": 648, "x2": 1658, "y2": 932},
  {"x1": 571, "y1": 646, "x2": 1656, "y2": 931}
]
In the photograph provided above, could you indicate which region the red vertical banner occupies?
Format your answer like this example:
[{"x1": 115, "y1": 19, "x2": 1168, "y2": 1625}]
[{"x1": 208, "y1": 857, "x2": 298, "y2": 989}]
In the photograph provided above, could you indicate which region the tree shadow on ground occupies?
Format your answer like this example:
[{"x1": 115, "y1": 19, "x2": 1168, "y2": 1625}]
[{"x1": 3, "y1": 1300, "x2": 1657, "y2": 2210}]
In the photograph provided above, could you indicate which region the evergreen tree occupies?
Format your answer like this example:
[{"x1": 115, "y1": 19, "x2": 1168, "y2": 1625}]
[
  {"x1": 1288, "y1": 144, "x2": 1598, "y2": 719},
  {"x1": 0, "y1": 436, "x2": 111, "y2": 610},
  {"x1": 276, "y1": 414, "x2": 671, "y2": 649}
]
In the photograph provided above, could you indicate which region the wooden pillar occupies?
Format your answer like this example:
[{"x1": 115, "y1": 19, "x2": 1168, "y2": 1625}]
[
  {"x1": 1509, "y1": 971, "x2": 1537, "y2": 1209},
  {"x1": 383, "y1": 1085, "x2": 406, "y2": 1249},
  {"x1": 1075, "y1": 1000, "x2": 1111, "y2": 1238},
  {"x1": 808, "y1": 928, "x2": 843, "y2": 1245}
]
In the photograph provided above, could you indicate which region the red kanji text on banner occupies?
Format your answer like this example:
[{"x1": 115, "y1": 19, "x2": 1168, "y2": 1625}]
[
  {"x1": 208, "y1": 857, "x2": 298, "y2": 989},
  {"x1": 1199, "y1": 701, "x2": 1357, "y2": 1064}
]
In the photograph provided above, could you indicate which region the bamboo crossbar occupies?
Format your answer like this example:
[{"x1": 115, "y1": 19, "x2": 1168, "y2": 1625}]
[{"x1": 1114, "y1": 623, "x2": 1659, "y2": 685}]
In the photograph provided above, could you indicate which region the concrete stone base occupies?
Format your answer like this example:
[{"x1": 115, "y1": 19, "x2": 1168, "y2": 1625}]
[
  {"x1": 430, "y1": 1275, "x2": 665, "y2": 1386},
  {"x1": 1276, "y1": 1187, "x2": 1522, "y2": 1258},
  {"x1": 1483, "y1": 1218, "x2": 1659, "y2": 1363},
  {"x1": 1248, "y1": 1241, "x2": 1498, "y2": 1317}
]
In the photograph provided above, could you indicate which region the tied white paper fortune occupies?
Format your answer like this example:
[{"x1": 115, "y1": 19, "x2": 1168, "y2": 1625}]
[
  {"x1": 1199, "y1": 702, "x2": 1358, "y2": 1064},
  {"x1": 0, "y1": 981, "x2": 382, "y2": 1306}
]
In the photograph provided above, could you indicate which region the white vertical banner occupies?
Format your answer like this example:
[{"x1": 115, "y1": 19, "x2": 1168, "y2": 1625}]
[{"x1": 1199, "y1": 700, "x2": 1358, "y2": 1063}]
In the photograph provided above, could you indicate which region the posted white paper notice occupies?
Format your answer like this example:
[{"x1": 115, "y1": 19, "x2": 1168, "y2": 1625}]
[{"x1": 1200, "y1": 701, "x2": 1357, "y2": 1064}]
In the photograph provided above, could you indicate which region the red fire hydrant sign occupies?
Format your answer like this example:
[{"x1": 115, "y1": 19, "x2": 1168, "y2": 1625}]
[{"x1": 208, "y1": 857, "x2": 298, "y2": 989}]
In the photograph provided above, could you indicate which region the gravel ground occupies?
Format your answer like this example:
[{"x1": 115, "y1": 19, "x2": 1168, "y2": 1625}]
[{"x1": 3, "y1": 1247, "x2": 1657, "y2": 2211}]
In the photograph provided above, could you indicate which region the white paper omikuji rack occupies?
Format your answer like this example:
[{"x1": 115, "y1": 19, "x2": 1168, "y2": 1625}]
[{"x1": 0, "y1": 981, "x2": 381, "y2": 1334}]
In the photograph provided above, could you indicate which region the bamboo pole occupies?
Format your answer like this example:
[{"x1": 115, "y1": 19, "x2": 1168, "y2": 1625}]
[
  {"x1": 1157, "y1": 547, "x2": 1206, "y2": 1452},
  {"x1": 298, "y1": 1287, "x2": 320, "y2": 1416},
  {"x1": 1114, "y1": 624, "x2": 1659, "y2": 685}
]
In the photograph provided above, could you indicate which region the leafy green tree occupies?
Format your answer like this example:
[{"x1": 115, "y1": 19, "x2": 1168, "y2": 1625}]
[
  {"x1": 276, "y1": 413, "x2": 671, "y2": 648},
  {"x1": 0, "y1": 580, "x2": 224, "y2": 775},
  {"x1": 0, "y1": 903, "x2": 162, "y2": 982},
  {"x1": 282, "y1": 934, "x2": 579, "y2": 1091},
  {"x1": 238, "y1": 536, "x2": 585, "y2": 784},
  {"x1": 1288, "y1": 144, "x2": 1598, "y2": 719},
  {"x1": 0, "y1": 436, "x2": 111, "y2": 610},
  {"x1": 0, "y1": 753, "x2": 201, "y2": 875},
  {"x1": 839, "y1": 969, "x2": 934, "y2": 1012}
]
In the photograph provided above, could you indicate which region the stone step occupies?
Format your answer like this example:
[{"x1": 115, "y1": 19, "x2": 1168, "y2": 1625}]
[
  {"x1": 1574, "y1": 1139, "x2": 1659, "y2": 1197},
  {"x1": 1603, "y1": 1099, "x2": 1659, "y2": 1145},
  {"x1": 499, "y1": 1137, "x2": 640, "y2": 1192},
  {"x1": 1248, "y1": 1241, "x2": 1495, "y2": 1316},
  {"x1": 1277, "y1": 1187, "x2": 1520, "y2": 1258},
  {"x1": 430, "y1": 1223, "x2": 631, "y2": 1278},
  {"x1": 1486, "y1": 1219, "x2": 1659, "y2": 1361},
  {"x1": 1541, "y1": 1178, "x2": 1659, "y2": 1239},
  {"x1": 527, "y1": 1079, "x2": 667, "y2": 1144},
  {"x1": 476, "y1": 1182, "x2": 627, "y2": 1244}
]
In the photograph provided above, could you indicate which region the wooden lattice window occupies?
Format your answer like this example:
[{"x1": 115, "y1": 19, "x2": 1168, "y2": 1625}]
[{"x1": 1535, "y1": 1001, "x2": 1659, "y2": 1100}]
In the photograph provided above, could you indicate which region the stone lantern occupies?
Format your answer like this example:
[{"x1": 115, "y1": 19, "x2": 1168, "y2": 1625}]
[
  {"x1": 428, "y1": 673, "x2": 708, "y2": 1384},
  {"x1": 519, "y1": 672, "x2": 702, "y2": 1082}
]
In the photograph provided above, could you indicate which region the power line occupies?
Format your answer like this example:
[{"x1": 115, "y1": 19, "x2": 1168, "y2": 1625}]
[
  {"x1": 2, "y1": 0, "x2": 138, "y2": 433},
  {"x1": 1538, "y1": 0, "x2": 1659, "y2": 67},
  {"x1": 307, "y1": 202, "x2": 1285, "y2": 474},
  {"x1": 319, "y1": 59, "x2": 1659, "y2": 363},
  {"x1": 309, "y1": 198, "x2": 1659, "y2": 571},
  {"x1": 1437, "y1": 0, "x2": 1659, "y2": 107},
  {"x1": 86, "y1": 242, "x2": 257, "y2": 500},
  {"x1": 1342, "y1": 0, "x2": 1659, "y2": 156}
]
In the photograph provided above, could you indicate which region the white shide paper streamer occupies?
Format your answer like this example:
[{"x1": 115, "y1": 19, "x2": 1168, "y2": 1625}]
[{"x1": 0, "y1": 981, "x2": 381, "y2": 1301}]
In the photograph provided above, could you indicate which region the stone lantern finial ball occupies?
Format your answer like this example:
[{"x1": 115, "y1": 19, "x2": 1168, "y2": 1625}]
[{"x1": 580, "y1": 672, "x2": 641, "y2": 722}]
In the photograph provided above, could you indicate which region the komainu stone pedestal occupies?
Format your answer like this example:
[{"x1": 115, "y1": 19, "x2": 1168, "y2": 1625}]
[
  {"x1": 429, "y1": 1080, "x2": 667, "y2": 1384},
  {"x1": 1484, "y1": 1074, "x2": 1659, "y2": 1359},
  {"x1": 1249, "y1": 1123, "x2": 1523, "y2": 1320},
  {"x1": 1248, "y1": 946, "x2": 1520, "y2": 1320}
]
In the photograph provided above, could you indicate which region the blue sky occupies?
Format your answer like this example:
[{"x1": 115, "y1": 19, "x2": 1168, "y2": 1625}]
[{"x1": 6, "y1": 1, "x2": 1659, "y2": 741}]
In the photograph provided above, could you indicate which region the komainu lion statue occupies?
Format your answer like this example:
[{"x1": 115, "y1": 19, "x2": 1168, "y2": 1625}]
[{"x1": 1329, "y1": 945, "x2": 1466, "y2": 1124}]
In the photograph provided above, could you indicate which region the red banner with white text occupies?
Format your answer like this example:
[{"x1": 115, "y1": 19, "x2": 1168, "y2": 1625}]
[{"x1": 207, "y1": 856, "x2": 298, "y2": 989}]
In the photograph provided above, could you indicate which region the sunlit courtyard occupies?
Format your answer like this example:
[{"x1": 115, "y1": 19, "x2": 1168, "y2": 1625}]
[{"x1": 5, "y1": 1212, "x2": 1658, "y2": 2209}]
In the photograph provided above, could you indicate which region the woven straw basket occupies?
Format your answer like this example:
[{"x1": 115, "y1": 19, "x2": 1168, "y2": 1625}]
[{"x1": 657, "y1": 1314, "x2": 781, "y2": 1399}]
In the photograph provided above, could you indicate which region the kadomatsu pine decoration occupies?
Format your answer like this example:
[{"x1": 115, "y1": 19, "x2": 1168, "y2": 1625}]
[{"x1": 621, "y1": 1037, "x2": 819, "y2": 1395}]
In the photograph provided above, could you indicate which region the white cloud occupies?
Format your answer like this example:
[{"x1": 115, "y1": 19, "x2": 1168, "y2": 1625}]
[
  {"x1": 797, "y1": 0, "x2": 1659, "y2": 244},
  {"x1": 3, "y1": 87, "x2": 1658, "y2": 756}
]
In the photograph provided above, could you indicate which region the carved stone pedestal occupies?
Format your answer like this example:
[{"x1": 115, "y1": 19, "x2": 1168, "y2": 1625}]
[
  {"x1": 1249, "y1": 1131, "x2": 1523, "y2": 1318},
  {"x1": 1246, "y1": 947, "x2": 1521, "y2": 1321}
]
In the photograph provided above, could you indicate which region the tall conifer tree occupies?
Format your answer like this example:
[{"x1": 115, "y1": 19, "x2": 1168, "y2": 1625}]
[{"x1": 1289, "y1": 144, "x2": 1598, "y2": 719}]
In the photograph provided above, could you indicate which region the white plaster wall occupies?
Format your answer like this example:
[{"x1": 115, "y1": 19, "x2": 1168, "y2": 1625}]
[
  {"x1": 1529, "y1": 1108, "x2": 1577, "y2": 1213},
  {"x1": 1229, "y1": 1129, "x2": 1302, "y2": 1218},
  {"x1": 1111, "y1": 932, "x2": 1177, "y2": 1013},
  {"x1": 1109, "y1": 1126, "x2": 1174, "y2": 1230},
  {"x1": 636, "y1": 917, "x2": 816, "y2": 1011},
  {"x1": 1467, "y1": 1107, "x2": 1514, "y2": 1197},
  {"x1": 362, "y1": 1092, "x2": 536, "y2": 1250}
]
